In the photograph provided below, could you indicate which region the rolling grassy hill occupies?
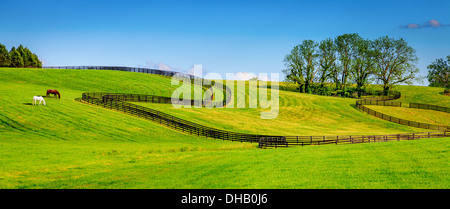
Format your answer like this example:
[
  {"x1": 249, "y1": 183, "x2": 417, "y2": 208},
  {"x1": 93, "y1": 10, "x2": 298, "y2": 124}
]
[
  {"x1": 394, "y1": 85, "x2": 450, "y2": 107},
  {"x1": 0, "y1": 67, "x2": 449, "y2": 189},
  {"x1": 136, "y1": 83, "x2": 435, "y2": 136}
]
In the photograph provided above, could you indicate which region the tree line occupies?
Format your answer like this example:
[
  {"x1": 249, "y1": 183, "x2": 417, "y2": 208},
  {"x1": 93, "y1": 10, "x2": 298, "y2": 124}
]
[
  {"x1": 0, "y1": 43, "x2": 42, "y2": 68},
  {"x1": 282, "y1": 34, "x2": 420, "y2": 97}
]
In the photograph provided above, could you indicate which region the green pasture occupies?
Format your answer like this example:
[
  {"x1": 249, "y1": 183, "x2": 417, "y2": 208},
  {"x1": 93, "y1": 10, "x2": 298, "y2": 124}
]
[
  {"x1": 137, "y1": 84, "x2": 431, "y2": 136},
  {"x1": 1, "y1": 135, "x2": 448, "y2": 189},
  {"x1": 0, "y1": 68, "x2": 449, "y2": 189},
  {"x1": 394, "y1": 85, "x2": 449, "y2": 107}
]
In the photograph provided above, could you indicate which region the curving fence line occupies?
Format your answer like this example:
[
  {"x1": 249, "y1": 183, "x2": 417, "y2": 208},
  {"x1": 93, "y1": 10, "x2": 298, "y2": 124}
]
[
  {"x1": 79, "y1": 92, "x2": 449, "y2": 149},
  {"x1": 409, "y1": 103, "x2": 450, "y2": 113},
  {"x1": 44, "y1": 65, "x2": 232, "y2": 105},
  {"x1": 355, "y1": 94, "x2": 450, "y2": 132},
  {"x1": 80, "y1": 92, "x2": 278, "y2": 144},
  {"x1": 56, "y1": 66, "x2": 449, "y2": 148},
  {"x1": 44, "y1": 65, "x2": 197, "y2": 79}
]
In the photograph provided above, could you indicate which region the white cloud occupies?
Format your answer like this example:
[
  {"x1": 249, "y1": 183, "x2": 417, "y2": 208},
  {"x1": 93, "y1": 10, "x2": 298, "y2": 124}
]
[
  {"x1": 400, "y1": 19, "x2": 449, "y2": 29},
  {"x1": 226, "y1": 72, "x2": 277, "y2": 81},
  {"x1": 185, "y1": 65, "x2": 207, "y2": 77},
  {"x1": 145, "y1": 60, "x2": 182, "y2": 72},
  {"x1": 142, "y1": 60, "x2": 278, "y2": 81},
  {"x1": 228, "y1": 72, "x2": 258, "y2": 80}
]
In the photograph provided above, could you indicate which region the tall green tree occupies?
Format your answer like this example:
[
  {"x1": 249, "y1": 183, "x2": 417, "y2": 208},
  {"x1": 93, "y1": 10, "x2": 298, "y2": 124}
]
[
  {"x1": 283, "y1": 45, "x2": 306, "y2": 92},
  {"x1": 299, "y1": 40, "x2": 319, "y2": 93},
  {"x1": 0, "y1": 43, "x2": 42, "y2": 68},
  {"x1": 335, "y1": 33, "x2": 361, "y2": 91},
  {"x1": 9, "y1": 47, "x2": 24, "y2": 67},
  {"x1": 282, "y1": 40, "x2": 319, "y2": 93},
  {"x1": 0, "y1": 43, "x2": 10, "y2": 67},
  {"x1": 17, "y1": 45, "x2": 42, "y2": 67},
  {"x1": 427, "y1": 55, "x2": 450, "y2": 89},
  {"x1": 17, "y1": 45, "x2": 29, "y2": 65},
  {"x1": 318, "y1": 38, "x2": 337, "y2": 89},
  {"x1": 351, "y1": 38, "x2": 376, "y2": 97},
  {"x1": 372, "y1": 36, "x2": 420, "y2": 95}
]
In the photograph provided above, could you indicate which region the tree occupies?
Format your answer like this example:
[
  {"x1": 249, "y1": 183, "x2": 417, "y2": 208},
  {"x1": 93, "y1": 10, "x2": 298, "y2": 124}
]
[
  {"x1": 9, "y1": 47, "x2": 24, "y2": 67},
  {"x1": 32, "y1": 53, "x2": 42, "y2": 68},
  {"x1": 282, "y1": 40, "x2": 319, "y2": 93},
  {"x1": 0, "y1": 43, "x2": 42, "y2": 68},
  {"x1": 0, "y1": 43, "x2": 10, "y2": 67},
  {"x1": 427, "y1": 55, "x2": 450, "y2": 89},
  {"x1": 17, "y1": 45, "x2": 42, "y2": 67},
  {"x1": 17, "y1": 45, "x2": 29, "y2": 65},
  {"x1": 299, "y1": 40, "x2": 319, "y2": 93},
  {"x1": 372, "y1": 36, "x2": 420, "y2": 95},
  {"x1": 283, "y1": 45, "x2": 306, "y2": 92},
  {"x1": 335, "y1": 33, "x2": 361, "y2": 91},
  {"x1": 351, "y1": 38, "x2": 376, "y2": 97},
  {"x1": 318, "y1": 38, "x2": 337, "y2": 89}
]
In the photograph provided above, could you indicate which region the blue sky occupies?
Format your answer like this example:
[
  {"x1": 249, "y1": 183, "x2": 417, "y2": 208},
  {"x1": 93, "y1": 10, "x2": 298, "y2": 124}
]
[{"x1": 1, "y1": 0, "x2": 449, "y2": 85}]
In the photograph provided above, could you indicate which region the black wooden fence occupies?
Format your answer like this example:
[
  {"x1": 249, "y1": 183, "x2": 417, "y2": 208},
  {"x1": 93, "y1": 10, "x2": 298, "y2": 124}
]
[
  {"x1": 80, "y1": 92, "x2": 450, "y2": 149},
  {"x1": 259, "y1": 132, "x2": 450, "y2": 148},
  {"x1": 81, "y1": 92, "x2": 277, "y2": 144},
  {"x1": 45, "y1": 65, "x2": 233, "y2": 107},
  {"x1": 409, "y1": 103, "x2": 450, "y2": 113},
  {"x1": 355, "y1": 94, "x2": 450, "y2": 132},
  {"x1": 44, "y1": 65, "x2": 193, "y2": 79},
  {"x1": 61, "y1": 66, "x2": 450, "y2": 148}
]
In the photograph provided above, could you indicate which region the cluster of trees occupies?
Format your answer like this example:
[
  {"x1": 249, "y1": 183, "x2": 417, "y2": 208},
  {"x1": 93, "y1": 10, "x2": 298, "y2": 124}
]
[
  {"x1": 282, "y1": 34, "x2": 420, "y2": 97},
  {"x1": 0, "y1": 43, "x2": 42, "y2": 68},
  {"x1": 427, "y1": 55, "x2": 449, "y2": 90}
]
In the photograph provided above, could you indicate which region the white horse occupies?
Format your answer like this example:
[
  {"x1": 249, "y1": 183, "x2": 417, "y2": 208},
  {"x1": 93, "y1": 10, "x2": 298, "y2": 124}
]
[{"x1": 33, "y1": 96, "x2": 46, "y2": 105}]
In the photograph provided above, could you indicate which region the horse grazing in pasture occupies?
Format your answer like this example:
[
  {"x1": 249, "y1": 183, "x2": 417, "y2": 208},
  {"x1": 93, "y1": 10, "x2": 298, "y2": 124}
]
[
  {"x1": 46, "y1": 89, "x2": 61, "y2": 99},
  {"x1": 33, "y1": 96, "x2": 46, "y2": 105}
]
